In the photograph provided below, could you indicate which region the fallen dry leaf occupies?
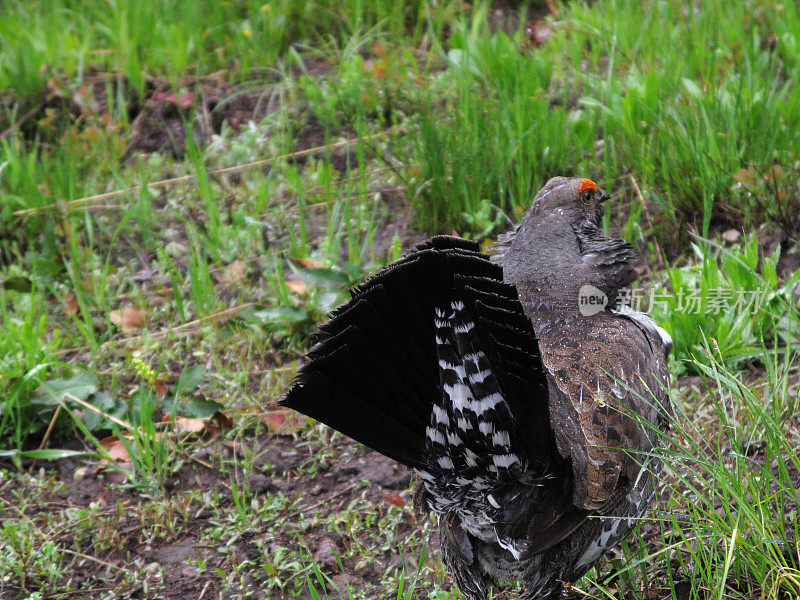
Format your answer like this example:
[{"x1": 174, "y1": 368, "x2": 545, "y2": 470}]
[
  {"x1": 162, "y1": 411, "x2": 232, "y2": 438},
  {"x1": 165, "y1": 415, "x2": 207, "y2": 434},
  {"x1": 295, "y1": 257, "x2": 324, "y2": 269},
  {"x1": 263, "y1": 408, "x2": 306, "y2": 434},
  {"x1": 99, "y1": 434, "x2": 134, "y2": 461},
  {"x1": 154, "y1": 377, "x2": 168, "y2": 397},
  {"x1": 110, "y1": 305, "x2": 146, "y2": 333},
  {"x1": 285, "y1": 279, "x2": 309, "y2": 295}
]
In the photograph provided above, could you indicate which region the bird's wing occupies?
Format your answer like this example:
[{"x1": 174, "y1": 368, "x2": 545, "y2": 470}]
[{"x1": 536, "y1": 315, "x2": 669, "y2": 511}]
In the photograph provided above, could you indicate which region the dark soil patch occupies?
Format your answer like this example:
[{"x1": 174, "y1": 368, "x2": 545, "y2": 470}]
[
  {"x1": 1, "y1": 63, "x2": 340, "y2": 162},
  {"x1": 0, "y1": 431, "x2": 426, "y2": 600},
  {"x1": 124, "y1": 78, "x2": 279, "y2": 159}
]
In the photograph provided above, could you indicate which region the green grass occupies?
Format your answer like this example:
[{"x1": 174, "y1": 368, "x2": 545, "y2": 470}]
[
  {"x1": 410, "y1": 0, "x2": 800, "y2": 239},
  {"x1": 579, "y1": 347, "x2": 800, "y2": 599},
  {"x1": 646, "y1": 234, "x2": 800, "y2": 374},
  {"x1": 0, "y1": 0, "x2": 459, "y2": 106},
  {"x1": 1, "y1": 0, "x2": 800, "y2": 598}
]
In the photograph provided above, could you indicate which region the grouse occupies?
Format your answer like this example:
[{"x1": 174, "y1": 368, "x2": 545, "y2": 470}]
[{"x1": 281, "y1": 176, "x2": 672, "y2": 599}]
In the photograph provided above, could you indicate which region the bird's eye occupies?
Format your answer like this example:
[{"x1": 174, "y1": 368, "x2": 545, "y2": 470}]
[{"x1": 578, "y1": 178, "x2": 598, "y2": 206}]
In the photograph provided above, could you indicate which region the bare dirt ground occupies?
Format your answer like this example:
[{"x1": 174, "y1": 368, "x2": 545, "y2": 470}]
[{"x1": 1, "y1": 432, "x2": 425, "y2": 600}]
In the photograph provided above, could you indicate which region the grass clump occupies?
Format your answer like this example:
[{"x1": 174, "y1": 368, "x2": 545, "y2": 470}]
[
  {"x1": 646, "y1": 235, "x2": 800, "y2": 373},
  {"x1": 411, "y1": 0, "x2": 800, "y2": 241},
  {"x1": 0, "y1": 0, "x2": 463, "y2": 109},
  {"x1": 585, "y1": 347, "x2": 800, "y2": 599},
  {"x1": 411, "y1": 6, "x2": 591, "y2": 231}
]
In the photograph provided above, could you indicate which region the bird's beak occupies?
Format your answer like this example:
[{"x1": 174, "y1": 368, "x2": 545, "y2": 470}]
[{"x1": 598, "y1": 188, "x2": 611, "y2": 203}]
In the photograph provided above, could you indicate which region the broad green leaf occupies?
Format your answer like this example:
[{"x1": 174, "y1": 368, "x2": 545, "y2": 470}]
[
  {"x1": 2, "y1": 275, "x2": 32, "y2": 292},
  {"x1": 294, "y1": 267, "x2": 351, "y2": 289},
  {"x1": 317, "y1": 290, "x2": 347, "y2": 313},
  {"x1": 175, "y1": 365, "x2": 206, "y2": 397},
  {"x1": 252, "y1": 306, "x2": 308, "y2": 324},
  {"x1": 81, "y1": 390, "x2": 119, "y2": 431},
  {"x1": 184, "y1": 396, "x2": 225, "y2": 419},
  {"x1": 32, "y1": 373, "x2": 98, "y2": 406}
]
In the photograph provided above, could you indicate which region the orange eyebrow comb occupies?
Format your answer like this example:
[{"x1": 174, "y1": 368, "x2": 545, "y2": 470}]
[{"x1": 578, "y1": 178, "x2": 598, "y2": 193}]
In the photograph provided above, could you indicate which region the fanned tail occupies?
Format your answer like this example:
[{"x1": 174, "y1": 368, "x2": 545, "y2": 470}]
[{"x1": 281, "y1": 236, "x2": 552, "y2": 475}]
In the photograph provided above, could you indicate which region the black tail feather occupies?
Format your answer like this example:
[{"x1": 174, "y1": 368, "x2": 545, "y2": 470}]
[
  {"x1": 288, "y1": 341, "x2": 428, "y2": 468},
  {"x1": 281, "y1": 235, "x2": 553, "y2": 472}
]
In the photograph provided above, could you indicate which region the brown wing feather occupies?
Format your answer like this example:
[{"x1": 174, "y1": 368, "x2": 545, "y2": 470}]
[{"x1": 537, "y1": 313, "x2": 668, "y2": 511}]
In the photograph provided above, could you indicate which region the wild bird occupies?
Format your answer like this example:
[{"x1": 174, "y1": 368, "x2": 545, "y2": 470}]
[{"x1": 281, "y1": 176, "x2": 672, "y2": 599}]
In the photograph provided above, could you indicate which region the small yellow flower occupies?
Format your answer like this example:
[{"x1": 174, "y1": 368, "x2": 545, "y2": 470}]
[{"x1": 131, "y1": 357, "x2": 157, "y2": 386}]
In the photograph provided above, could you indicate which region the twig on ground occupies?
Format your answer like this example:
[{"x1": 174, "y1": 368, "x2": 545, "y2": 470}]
[
  {"x1": 14, "y1": 127, "x2": 407, "y2": 217},
  {"x1": 29, "y1": 404, "x2": 63, "y2": 472},
  {"x1": 55, "y1": 302, "x2": 256, "y2": 356},
  {"x1": 59, "y1": 547, "x2": 124, "y2": 572},
  {"x1": 198, "y1": 580, "x2": 212, "y2": 600},
  {"x1": 62, "y1": 392, "x2": 133, "y2": 430},
  {"x1": 305, "y1": 185, "x2": 406, "y2": 211}
]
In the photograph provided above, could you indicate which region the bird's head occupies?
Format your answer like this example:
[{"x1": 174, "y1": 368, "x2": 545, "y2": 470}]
[
  {"x1": 500, "y1": 176, "x2": 636, "y2": 314},
  {"x1": 527, "y1": 176, "x2": 610, "y2": 231}
]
